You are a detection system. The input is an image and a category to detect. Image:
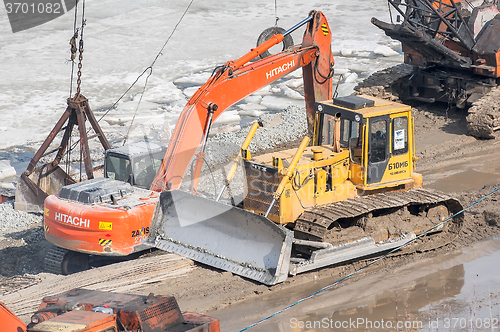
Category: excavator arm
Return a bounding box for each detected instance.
[150,11,333,191]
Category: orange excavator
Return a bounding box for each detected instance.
[43,10,334,274]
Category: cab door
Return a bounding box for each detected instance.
[383,114,412,183]
[367,116,390,184]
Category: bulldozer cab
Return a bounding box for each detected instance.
[315,95,420,190]
[104,142,166,189]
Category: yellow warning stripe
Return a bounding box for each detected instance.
[99,239,112,246]
[321,23,329,36]
[44,225,49,232]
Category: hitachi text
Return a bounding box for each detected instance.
[54,212,90,228]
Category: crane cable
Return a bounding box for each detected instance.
[274,0,279,26]
[75,0,85,97]
[68,0,78,98]
[237,186,500,331]
[66,0,86,176]
[60,0,194,169]
[119,0,195,145]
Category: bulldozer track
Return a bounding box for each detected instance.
[294,188,464,243]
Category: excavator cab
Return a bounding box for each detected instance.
[104,142,167,189]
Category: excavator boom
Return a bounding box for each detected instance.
[151,11,333,191]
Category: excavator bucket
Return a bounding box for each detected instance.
[14,164,75,213]
[147,190,293,285]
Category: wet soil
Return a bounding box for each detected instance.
[1,100,500,327]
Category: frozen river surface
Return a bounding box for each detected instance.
[0,0,402,154]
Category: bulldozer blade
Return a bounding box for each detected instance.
[147,190,293,285]
[14,164,75,212]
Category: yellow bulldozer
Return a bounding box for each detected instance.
[148,94,463,285]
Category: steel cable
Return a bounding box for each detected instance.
[122,0,195,145]
[69,0,78,97]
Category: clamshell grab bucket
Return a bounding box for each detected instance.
[15,164,75,213]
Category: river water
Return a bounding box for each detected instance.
[211,239,500,331]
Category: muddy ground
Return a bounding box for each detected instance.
[1,100,500,327]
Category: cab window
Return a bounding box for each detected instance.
[106,155,131,182]
[369,119,387,163]
[349,121,362,164]
[320,114,362,164]
[321,114,335,145]
[392,116,408,155]
[340,119,350,148]
[132,151,164,189]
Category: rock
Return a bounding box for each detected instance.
[340,49,356,57]
[0,182,15,190]
[483,211,499,226]
[344,72,359,84]
[355,63,413,91]
[209,124,241,137]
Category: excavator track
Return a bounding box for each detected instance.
[294,188,463,248]
[466,87,500,139]
[44,246,89,275]
[44,246,68,275]
[354,63,413,100]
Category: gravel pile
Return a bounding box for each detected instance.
[0,201,43,233]
[179,105,308,200]
[354,63,412,92]
[204,105,307,166]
